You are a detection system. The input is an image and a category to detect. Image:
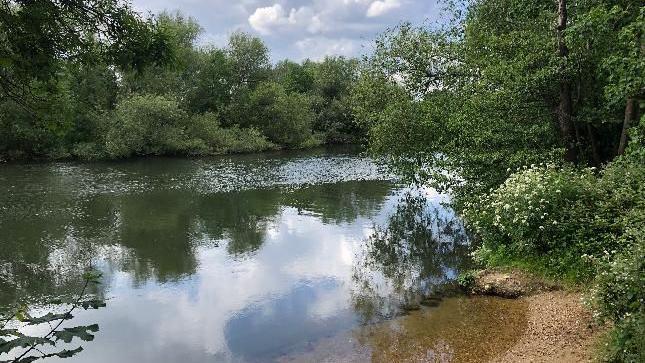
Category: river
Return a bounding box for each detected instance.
[0,147,527,362]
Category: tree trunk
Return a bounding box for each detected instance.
[617,98,637,155]
[586,124,601,166]
[557,0,577,163]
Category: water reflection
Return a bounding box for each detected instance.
[0,148,482,362]
[352,189,471,322]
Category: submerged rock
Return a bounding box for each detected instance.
[400,302,422,312]
[420,296,442,307]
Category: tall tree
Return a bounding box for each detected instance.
[556,0,577,162]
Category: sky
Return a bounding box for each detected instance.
[130,0,441,62]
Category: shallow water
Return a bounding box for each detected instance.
[0,147,525,362]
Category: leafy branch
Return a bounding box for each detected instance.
[0,269,105,363]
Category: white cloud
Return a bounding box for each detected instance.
[248,4,326,35]
[366,0,402,17]
[132,0,436,61]
[248,4,288,35]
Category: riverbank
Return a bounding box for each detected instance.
[469,269,606,363]
[0,143,365,164]
[492,290,604,363]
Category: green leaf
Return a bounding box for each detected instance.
[53,324,99,343]
[14,356,41,363]
[0,335,54,354]
[54,346,84,358]
[24,312,73,325]
[0,329,24,338]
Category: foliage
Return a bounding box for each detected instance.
[464,164,602,280]
[0,269,105,363]
[105,94,192,158]
[593,241,645,363]
[354,0,643,359]
[355,0,642,197]
[0,8,367,160]
[0,0,169,104]
[245,82,314,147]
[186,113,276,154]
[103,96,277,158]
[463,129,644,357]
[456,270,476,290]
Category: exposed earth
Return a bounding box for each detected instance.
[473,269,606,363]
[491,290,605,363]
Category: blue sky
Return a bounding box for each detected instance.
[131,0,441,61]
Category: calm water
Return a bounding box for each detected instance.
[0,147,525,362]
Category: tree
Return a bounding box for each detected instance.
[227,32,270,90]
[0,0,167,105]
[355,0,643,197]
[246,82,313,147]
[273,60,315,94]
[556,0,577,162]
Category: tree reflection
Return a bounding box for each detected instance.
[0,175,393,306]
[283,181,392,224]
[352,191,471,322]
[194,189,282,256]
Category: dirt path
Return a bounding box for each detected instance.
[490,290,605,363]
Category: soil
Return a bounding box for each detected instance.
[470,268,607,363]
[490,290,605,363]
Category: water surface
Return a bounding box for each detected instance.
[0,147,525,362]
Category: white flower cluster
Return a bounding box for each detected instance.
[462,163,597,248]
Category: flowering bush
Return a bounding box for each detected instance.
[463,164,608,279]
[463,147,645,360]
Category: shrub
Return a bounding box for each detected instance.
[186,112,276,154]
[247,82,314,147]
[593,241,645,362]
[592,150,645,362]
[457,270,477,290]
[464,147,645,360]
[219,126,276,153]
[105,94,191,158]
[464,164,606,279]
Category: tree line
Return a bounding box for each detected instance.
[0,4,363,160]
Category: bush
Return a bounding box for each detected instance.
[246,82,314,147]
[105,94,192,158]
[464,147,645,360]
[464,164,606,279]
[593,241,645,362]
[223,126,276,153]
[186,112,276,154]
[592,150,645,362]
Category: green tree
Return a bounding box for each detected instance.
[0,0,167,104]
[105,94,191,158]
[246,82,314,147]
[227,32,270,90]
